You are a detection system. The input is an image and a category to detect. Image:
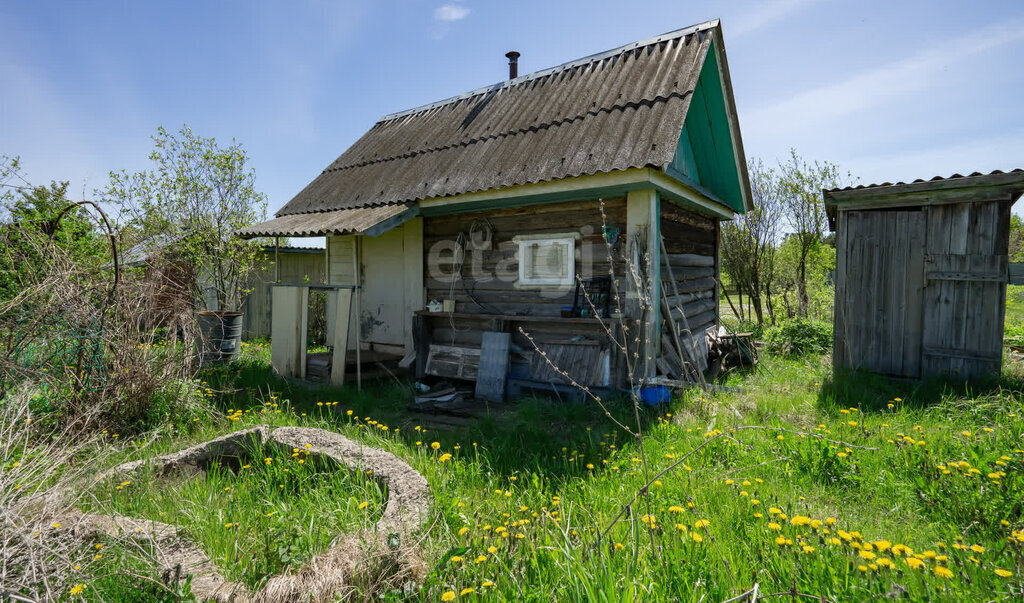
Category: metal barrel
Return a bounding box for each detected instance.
[197,311,243,365]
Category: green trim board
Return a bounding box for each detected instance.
[417,168,734,220]
[673,40,745,214]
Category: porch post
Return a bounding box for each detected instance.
[626,189,660,379]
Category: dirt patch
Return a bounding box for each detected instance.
[58,426,432,602]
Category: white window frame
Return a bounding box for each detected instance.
[512,232,579,288]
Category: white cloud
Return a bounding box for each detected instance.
[434,3,469,23]
[729,0,823,38]
[743,20,1024,140]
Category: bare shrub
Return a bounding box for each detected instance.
[0,202,207,435]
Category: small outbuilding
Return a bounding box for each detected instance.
[825,170,1024,380]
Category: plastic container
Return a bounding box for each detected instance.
[639,385,671,406]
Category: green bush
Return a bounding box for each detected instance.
[763,317,832,356]
[1004,319,1024,346]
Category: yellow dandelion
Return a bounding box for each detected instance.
[441,592,456,602]
[70,584,85,595]
[431,442,441,450]
[358,501,369,509]
[460,587,475,596]
[995,569,1012,578]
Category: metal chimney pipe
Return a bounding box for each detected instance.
[505,50,520,79]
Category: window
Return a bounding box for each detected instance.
[513,233,578,287]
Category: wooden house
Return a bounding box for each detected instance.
[239,19,753,392]
[825,169,1024,380]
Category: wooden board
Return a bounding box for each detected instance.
[475,332,511,402]
[270,286,308,379]
[329,288,353,386]
[920,201,1008,379]
[835,209,925,378]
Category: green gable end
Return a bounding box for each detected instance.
[672,41,745,213]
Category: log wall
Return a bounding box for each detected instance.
[660,202,719,337]
[423,198,628,318]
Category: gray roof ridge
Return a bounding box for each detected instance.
[333,90,694,173]
[377,19,719,122]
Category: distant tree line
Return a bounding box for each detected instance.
[720,150,851,326]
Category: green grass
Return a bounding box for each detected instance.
[81,436,385,590]
[67,340,1024,601]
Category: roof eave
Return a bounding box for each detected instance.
[416,167,735,220]
[823,170,1024,207]
[708,24,754,213]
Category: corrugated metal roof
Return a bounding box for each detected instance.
[237,204,414,238]
[825,169,1024,194]
[276,21,718,216]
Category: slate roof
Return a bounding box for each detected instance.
[276,20,721,217]
[825,169,1024,194]
[237,203,414,238]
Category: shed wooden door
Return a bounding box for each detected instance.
[835,209,925,377]
[920,202,1009,379]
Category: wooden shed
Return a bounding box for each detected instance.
[825,170,1024,380]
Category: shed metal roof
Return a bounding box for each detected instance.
[825,169,1024,197]
[275,20,734,217]
[824,169,1024,205]
[822,169,1024,231]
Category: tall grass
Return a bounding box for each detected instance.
[34,340,1024,600]
[82,438,386,589]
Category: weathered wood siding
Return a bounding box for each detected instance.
[920,201,1010,378]
[326,220,424,352]
[325,235,357,349]
[835,209,925,376]
[834,199,1010,380]
[660,202,718,338]
[423,198,628,317]
[242,250,324,340]
[421,199,626,386]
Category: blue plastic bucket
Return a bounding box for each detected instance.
[639,385,670,406]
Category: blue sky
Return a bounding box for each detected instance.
[2,0,1023,219]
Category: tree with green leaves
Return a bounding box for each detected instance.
[720,159,784,325]
[0,156,106,302]
[104,126,267,313]
[777,149,849,317]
